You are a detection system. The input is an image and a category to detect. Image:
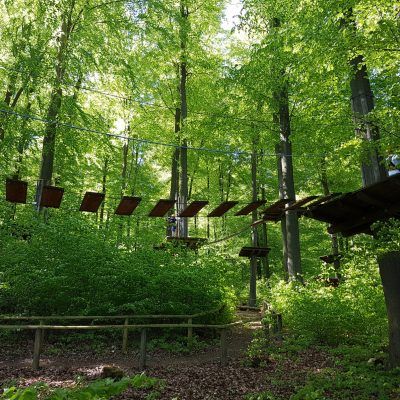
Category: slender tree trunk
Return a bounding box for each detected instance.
[117,140,129,242]
[260,185,270,279]
[280,139,302,280]
[249,139,258,307]
[0,81,24,140]
[378,252,400,368]
[99,157,108,227]
[207,168,210,240]
[272,17,302,281]
[320,158,341,276]
[350,55,387,186]
[276,142,288,280]
[177,1,189,238]
[36,17,72,209]
[340,9,387,186]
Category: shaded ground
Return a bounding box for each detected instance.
[0,311,334,399]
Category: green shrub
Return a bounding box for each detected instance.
[0,215,239,321]
[266,250,387,346]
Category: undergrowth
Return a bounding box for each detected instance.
[0,374,164,400]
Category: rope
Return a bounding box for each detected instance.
[0,108,328,158]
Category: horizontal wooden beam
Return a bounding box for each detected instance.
[0,321,243,330]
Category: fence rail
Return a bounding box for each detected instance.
[0,307,241,370]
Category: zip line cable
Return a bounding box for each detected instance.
[0,108,330,158]
[0,65,273,126]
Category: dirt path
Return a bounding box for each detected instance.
[0,310,331,399]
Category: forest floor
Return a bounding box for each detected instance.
[0,310,348,399]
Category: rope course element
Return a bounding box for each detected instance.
[0,108,329,158]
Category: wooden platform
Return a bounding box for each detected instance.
[306,174,400,237]
[239,247,271,257]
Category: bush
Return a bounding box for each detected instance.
[266,249,387,346]
[0,215,238,321]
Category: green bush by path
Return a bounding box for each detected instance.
[0,215,240,320]
[1,374,164,400]
[265,246,388,346]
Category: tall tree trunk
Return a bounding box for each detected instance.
[36,17,72,209]
[276,142,288,280]
[99,157,108,227]
[0,80,25,140]
[378,252,400,368]
[177,0,189,238]
[260,184,270,279]
[341,9,387,186]
[249,138,258,307]
[117,140,129,242]
[272,17,302,281]
[320,158,341,276]
[280,138,302,281]
[350,55,387,186]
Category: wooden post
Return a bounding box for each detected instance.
[187,317,193,347]
[220,329,228,366]
[122,318,129,353]
[39,320,45,353]
[378,251,400,367]
[139,328,147,370]
[32,328,42,370]
[249,255,257,307]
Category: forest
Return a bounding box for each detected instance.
[0,0,400,399]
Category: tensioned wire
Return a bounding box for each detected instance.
[0,108,331,158]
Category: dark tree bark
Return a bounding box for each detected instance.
[378,252,400,368]
[99,157,108,227]
[36,15,72,209]
[249,139,258,307]
[259,184,270,279]
[350,55,387,186]
[340,9,387,186]
[320,158,341,276]
[272,17,302,281]
[176,0,189,238]
[276,142,288,280]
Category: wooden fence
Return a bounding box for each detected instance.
[0,308,241,370]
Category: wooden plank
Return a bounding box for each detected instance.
[40,186,64,208]
[0,322,244,330]
[6,179,28,204]
[328,201,400,235]
[0,311,219,320]
[234,201,267,216]
[115,196,141,216]
[239,247,271,258]
[139,328,147,370]
[286,195,319,211]
[148,199,175,217]
[178,201,208,217]
[166,237,206,250]
[262,199,290,214]
[79,192,105,213]
[207,201,239,217]
[356,192,387,208]
[306,193,342,208]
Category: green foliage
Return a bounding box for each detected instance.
[372,219,400,255]
[0,216,239,320]
[1,374,164,400]
[265,249,387,346]
[244,329,270,367]
[290,345,400,400]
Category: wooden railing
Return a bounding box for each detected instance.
[0,307,241,370]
